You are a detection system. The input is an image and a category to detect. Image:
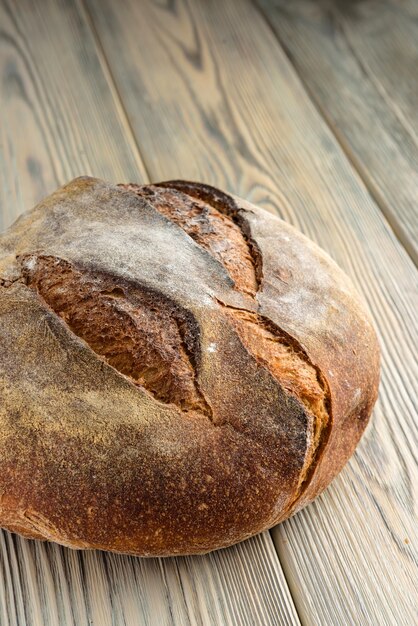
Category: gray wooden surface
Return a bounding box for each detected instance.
[257,0,418,265]
[1,0,417,624]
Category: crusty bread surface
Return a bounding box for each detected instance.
[0,177,380,555]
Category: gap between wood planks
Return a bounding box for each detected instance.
[77,0,151,183]
[254,0,418,267]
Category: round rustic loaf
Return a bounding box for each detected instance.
[0,177,379,556]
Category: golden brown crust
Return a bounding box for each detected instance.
[23,255,211,415]
[121,183,258,296]
[0,177,380,555]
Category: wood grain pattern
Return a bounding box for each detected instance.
[257,0,418,265]
[0,0,147,231]
[83,0,418,624]
[0,1,301,625]
[0,532,301,626]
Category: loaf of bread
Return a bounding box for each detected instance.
[0,177,379,556]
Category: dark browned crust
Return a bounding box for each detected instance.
[22,255,212,416]
[0,177,380,555]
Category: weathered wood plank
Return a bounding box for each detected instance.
[257,0,418,265]
[0,0,148,231]
[0,1,301,625]
[84,0,418,624]
[0,532,300,626]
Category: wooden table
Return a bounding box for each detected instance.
[0,1,417,624]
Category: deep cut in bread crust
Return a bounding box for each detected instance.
[0,177,380,556]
